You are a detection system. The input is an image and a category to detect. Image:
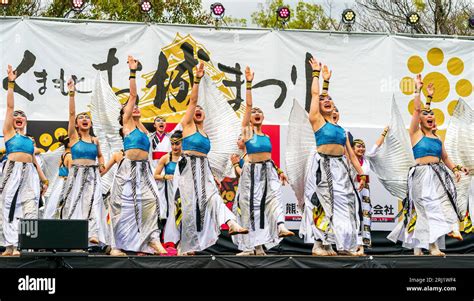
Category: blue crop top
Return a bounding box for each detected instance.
[59,166,69,177]
[165,161,177,175]
[245,133,272,155]
[238,154,247,168]
[412,136,442,160]
[124,128,150,152]
[182,128,211,155]
[314,121,347,146]
[58,152,70,177]
[5,133,34,155]
[71,140,98,161]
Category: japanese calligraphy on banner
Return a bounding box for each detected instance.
[0,18,473,230]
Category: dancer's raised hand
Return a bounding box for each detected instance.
[128,55,139,70]
[245,66,254,82]
[196,62,205,78]
[7,65,17,82]
[415,74,423,92]
[309,57,321,71]
[322,65,332,81]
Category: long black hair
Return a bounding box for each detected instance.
[171,130,183,140]
[58,134,71,149]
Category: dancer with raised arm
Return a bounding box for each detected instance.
[170,62,248,255]
[154,130,183,247]
[59,78,108,246]
[109,56,167,256]
[232,66,294,256]
[299,56,366,256]
[43,135,72,219]
[388,76,469,256]
[149,116,171,169]
[0,65,49,256]
[351,127,388,255]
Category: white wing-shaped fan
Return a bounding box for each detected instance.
[39,146,64,198]
[198,75,241,180]
[445,98,474,170]
[90,72,123,193]
[285,99,316,210]
[367,96,415,199]
[445,98,474,217]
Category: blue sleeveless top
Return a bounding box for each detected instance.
[71,140,98,161]
[124,128,150,152]
[239,158,245,169]
[245,134,272,155]
[238,154,247,168]
[59,166,69,177]
[5,133,34,155]
[413,136,442,160]
[58,152,70,177]
[182,130,211,155]
[165,161,177,175]
[314,121,347,146]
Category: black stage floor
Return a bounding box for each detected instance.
[2,253,474,269]
[1,231,474,269]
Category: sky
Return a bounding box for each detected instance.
[201,0,358,26]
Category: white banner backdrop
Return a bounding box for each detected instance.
[0,18,473,230]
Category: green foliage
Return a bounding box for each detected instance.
[0,0,41,16]
[251,0,286,28]
[288,2,333,30]
[250,0,335,30]
[223,16,247,27]
[412,0,427,11]
[40,0,207,24]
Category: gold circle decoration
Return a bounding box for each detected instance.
[400,77,416,95]
[456,79,472,98]
[408,98,414,114]
[54,127,68,140]
[39,133,53,147]
[427,48,444,66]
[407,98,427,114]
[49,142,62,151]
[447,100,459,116]
[447,57,464,76]
[422,72,449,102]
[432,108,445,127]
[407,55,424,74]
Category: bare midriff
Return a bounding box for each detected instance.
[183,150,207,157]
[248,152,272,163]
[125,149,149,161]
[72,158,97,166]
[415,156,441,165]
[7,152,33,163]
[317,144,345,156]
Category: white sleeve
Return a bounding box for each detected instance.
[366,144,381,157]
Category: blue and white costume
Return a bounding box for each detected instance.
[0,134,40,248]
[299,121,361,252]
[109,128,165,253]
[59,139,108,245]
[388,136,462,250]
[43,152,70,219]
[166,125,236,253]
[232,131,286,252]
